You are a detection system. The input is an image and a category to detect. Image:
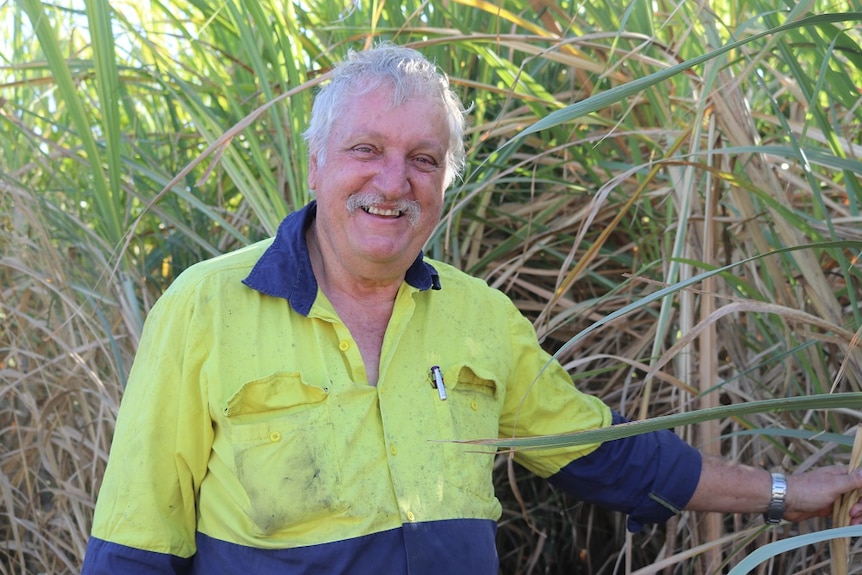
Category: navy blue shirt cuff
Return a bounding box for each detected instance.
[548,411,702,532]
[81,537,192,575]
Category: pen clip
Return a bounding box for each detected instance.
[430,365,447,401]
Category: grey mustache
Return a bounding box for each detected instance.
[346,193,421,227]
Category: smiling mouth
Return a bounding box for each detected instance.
[363,206,403,217]
[346,193,422,226]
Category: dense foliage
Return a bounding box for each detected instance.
[2,0,861,573]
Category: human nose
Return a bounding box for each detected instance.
[372,156,410,196]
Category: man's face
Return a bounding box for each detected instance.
[309,85,449,279]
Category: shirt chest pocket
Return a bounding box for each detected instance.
[224,373,346,535]
[434,364,502,500]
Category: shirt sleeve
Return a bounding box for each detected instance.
[83,272,214,573]
[547,411,702,532]
[492,298,701,532]
[496,302,614,477]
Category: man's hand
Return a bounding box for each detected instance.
[785,465,862,523]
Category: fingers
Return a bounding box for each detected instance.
[783,466,862,523]
[831,467,862,526]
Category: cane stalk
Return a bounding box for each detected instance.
[832,425,862,575]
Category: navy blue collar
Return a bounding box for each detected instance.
[242,201,441,316]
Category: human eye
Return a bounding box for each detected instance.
[350,144,377,156]
[412,154,440,171]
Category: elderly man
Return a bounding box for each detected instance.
[82,44,862,574]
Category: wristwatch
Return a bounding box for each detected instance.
[764,471,787,524]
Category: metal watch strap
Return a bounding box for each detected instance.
[764,471,787,524]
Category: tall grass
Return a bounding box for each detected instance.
[2,0,861,573]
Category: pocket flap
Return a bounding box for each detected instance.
[224,372,328,417]
[453,365,498,398]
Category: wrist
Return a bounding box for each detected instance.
[763,471,787,524]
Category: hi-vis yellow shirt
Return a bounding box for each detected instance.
[84,202,700,575]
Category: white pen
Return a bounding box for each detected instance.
[430,365,447,401]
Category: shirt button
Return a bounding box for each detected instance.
[390,445,397,456]
[470,400,478,411]
[269,431,281,442]
[406,511,415,521]
[338,341,350,351]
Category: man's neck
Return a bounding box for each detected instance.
[306,223,400,386]
[305,222,404,303]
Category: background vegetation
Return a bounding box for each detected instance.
[2,0,861,573]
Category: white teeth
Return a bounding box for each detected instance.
[364,206,401,217]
